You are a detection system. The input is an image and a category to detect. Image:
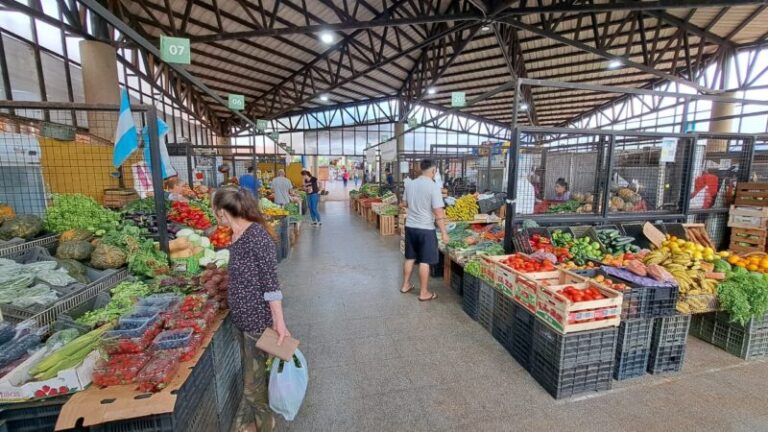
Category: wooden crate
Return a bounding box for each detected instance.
[102,188,139,209]
[735,183,768,206]
[730,227,767,254]
[536,282,622,334]
[367,208,377,224]
[515,269,586,314]
[728,205,768,229]
[379,215,397,236]
[683,223,715,249]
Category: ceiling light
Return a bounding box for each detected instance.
[481,25,491,31]
[427,87,437,95]
[319,32,335,44]
[519,103,529,111]
[608,59,623,69]
[319,94,329,101]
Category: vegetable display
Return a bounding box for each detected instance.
[545,200,581,214]
[596,229,640,254]
[168,201,212,230]
[44,194,120,235]
[499,254,556,273]
[557,285,607,303]
[446,195,479,221]
[29,325,110,381]
[568,237,604,265]
[0,215,43,240]
[716,267,768,325]
[209,226,233,248]
[76,281,151,327]
[550,230,574,248]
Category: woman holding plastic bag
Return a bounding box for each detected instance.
[213,188,294,432]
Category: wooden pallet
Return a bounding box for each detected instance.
[729,226,767,254]
[728,205,768,229]
[735,183,768,206]
[367,208,377,224]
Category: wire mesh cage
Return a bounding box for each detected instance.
[0,105,151,215]
[689,135,753,212]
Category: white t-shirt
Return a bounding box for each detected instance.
[404,176,444,230]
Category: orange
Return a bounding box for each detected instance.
[728,256,740,265]
[748,264,759,272]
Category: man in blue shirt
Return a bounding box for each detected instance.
[239,166,261,197]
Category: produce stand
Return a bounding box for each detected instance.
[0,234,59,258]
[53,314,242,431]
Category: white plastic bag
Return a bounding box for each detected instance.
[268,349,308,421]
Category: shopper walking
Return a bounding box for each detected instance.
[271,169,293,207]
[342,168,350,188]
[302,170,322,225]
[400,159,449,301]
[212,188,291,432]
[239,166,262,198]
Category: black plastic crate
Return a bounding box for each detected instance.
[644,285,679,318]
[689,313,716,343]
[450,261,464,295]
[430,252,444,277]
[530,354,614,399]
[477,282,495,332]
[614,348,650,381]
[462,273,479,298]
[462,274,480,320]
[0,396,70,432]
[652,314,691,347]
[491,291,515,346]
[714,311,768,334]
[90,415,175,432]
[618,223,665,250]
[647,343,686,374]
[509,304,536,371]
[217,376,243,432]
[711,320,768,360]
[531,320,618,370]
[617,318,653,353]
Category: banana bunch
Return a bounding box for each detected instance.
[677,295,717,314]
[446,195,479,221]
[643,249,669,265]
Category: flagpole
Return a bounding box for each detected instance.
[147,107,170,255]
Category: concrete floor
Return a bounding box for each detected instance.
[277,201,768,432]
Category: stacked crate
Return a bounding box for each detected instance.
[476,281,496,332]
[648,314,691,374]
[728,183,768,254]
[450,261,464,295]
[614,318,653,380]
[690,312,768,360]
[529,320,617,399]
[491,289,515,351]
[462,273,481,320]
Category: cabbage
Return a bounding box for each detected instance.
[176,229,195,238]
[199,237,211,248]
[187,233,202,245]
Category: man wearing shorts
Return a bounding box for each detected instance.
[400,159,449,301]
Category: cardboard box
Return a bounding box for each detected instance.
[0,350,99,402]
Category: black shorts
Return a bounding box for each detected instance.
[404,227,439,265]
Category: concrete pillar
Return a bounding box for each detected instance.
[706,91,736,152]
[394,123,405,194]
[79,40,120,141]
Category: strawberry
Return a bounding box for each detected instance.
[34,390,46,398]
[59,386,69,394]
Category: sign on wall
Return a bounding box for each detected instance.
[228,94,245,111]
[451,92,466,107]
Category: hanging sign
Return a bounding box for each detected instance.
[408,118,418,129]
[256,119,268,131]
[660,138,677,163]
[400,161,409,173]
[228,94,245,111]
[160,36,191,64]
[268,132,279,141]
[451,92,466,107]
[380,140,397,162]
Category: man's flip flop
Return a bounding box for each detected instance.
[400,284,414,294]
[419,292,438,301]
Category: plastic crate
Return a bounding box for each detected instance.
[614,348,650,381]
[54,291,112,333]
[491,290,515,346]
[509,304,536,371]
[430,253,444,277]
[647,343,686,374]
[450,261,464,295]
[688,313,716,343]
[216,374,243,432]
[530,353,614,399]
[711,320,768,360]
[531,320,618,370]
[0,396,70,432]
[714,311,768,333]
[617,318,653,353]
[577,268,648,320]
[652,314,691,347]
[462,274,480,320]
[644,285,679,318]
[477,282,495,332]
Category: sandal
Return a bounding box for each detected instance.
[400,284,414,294]
[419,292,438,302]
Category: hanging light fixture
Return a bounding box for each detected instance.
[319,32,335,44]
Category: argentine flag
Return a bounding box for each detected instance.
[113,88,139,168]
[142,117,176,179]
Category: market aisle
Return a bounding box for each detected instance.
[276,201,768,432]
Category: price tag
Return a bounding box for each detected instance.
[160,36,191,64]
[256,119,268,131]
[451,91,466,107]
[228,94,245,111]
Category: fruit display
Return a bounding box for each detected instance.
[545,200,581,214]
[725,252,768,273]
[199,265,229,306]
[609,187,645,212]
[601,252,641,267]
[499,254,556,273]
[446,195,479,221]
[595,229,640,254]
[556,285,607,302]
[0,203,15,223]
[136,353,181,392]
[209,226,233,248]
[168,201,212,230]
[591,274,628,292]
[92,353,151,387]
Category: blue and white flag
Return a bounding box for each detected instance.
[142,117,176,179]
[113,88,139,168]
